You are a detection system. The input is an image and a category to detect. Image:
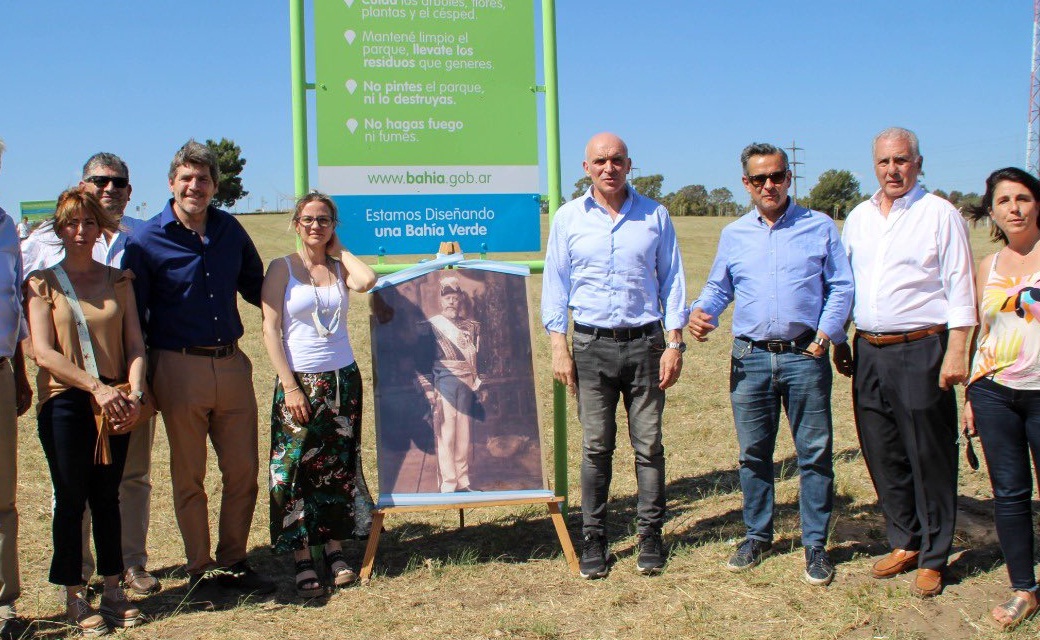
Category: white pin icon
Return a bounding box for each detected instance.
[345,79,358,94]
[346,119,359,134]
[344,0,355,6]
[344,30,356,45]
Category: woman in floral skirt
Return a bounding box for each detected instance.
[260,193,377,597]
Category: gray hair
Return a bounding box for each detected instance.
[0,137,5,157]
[740,143,789,174]
[168,139,219,184]
[82,152,129,180]
[873,127,920,158]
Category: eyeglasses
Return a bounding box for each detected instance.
[84,175,129,189]
[746,170,789,188]
[296,216,334,228]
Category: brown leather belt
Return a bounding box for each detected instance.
[856,324,946,347]
[178,342,237,359]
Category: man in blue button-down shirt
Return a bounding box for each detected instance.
[542,132,687,579]
[688,142,854,586]
[123,140,272,598]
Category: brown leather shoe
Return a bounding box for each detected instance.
[910,568,943,598]
[123,565,161,595]
[871,549,919,579]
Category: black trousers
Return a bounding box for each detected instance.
[38,388,129,586]
[852,333,958,570]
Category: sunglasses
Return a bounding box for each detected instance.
[746,170,788,188]
[84,175,129,189]
[296,215,335,228]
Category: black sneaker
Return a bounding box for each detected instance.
[636,532,665,575]
[579,533,611,579]
[217,561,277,596]
[804,546,835,586]
[726,538,772,572]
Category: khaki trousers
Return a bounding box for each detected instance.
[0,359,20,605]
[81,416,155,578]
[152,349,259,576]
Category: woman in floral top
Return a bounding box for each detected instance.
[964,167,1040,630]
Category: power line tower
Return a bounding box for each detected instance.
[1028,0,1040,175]
[785,141,805,200]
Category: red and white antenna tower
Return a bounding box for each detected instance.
[1029,0,1040,174]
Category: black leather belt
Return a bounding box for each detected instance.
[179,342,237,359]
[573,322,660,342]
[740,331,814,354]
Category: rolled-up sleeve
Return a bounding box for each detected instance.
[690,230,735,324]
[656,208,687,331]
[541,209,571,334]
[817,222,855,343]
[939,209,977,329]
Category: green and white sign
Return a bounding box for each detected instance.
[19,200,57,222]
[315,0,540,255]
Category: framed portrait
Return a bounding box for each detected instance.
[369,260,549,507]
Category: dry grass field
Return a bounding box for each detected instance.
[9,213,1027,639]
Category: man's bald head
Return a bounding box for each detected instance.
[585,132,628,162]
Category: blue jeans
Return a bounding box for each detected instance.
[730,338,834,547]
[573,327,666,537]
[968,378,1040,591]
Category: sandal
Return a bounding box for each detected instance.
[324,549,358,588]
[294,558,324,599]
[992,593,1039,631]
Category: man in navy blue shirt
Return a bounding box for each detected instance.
[123,140,271,598]
[688,143,854,586]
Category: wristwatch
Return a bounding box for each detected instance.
[665,341,687,354]
[129,390,145,403]
[811,337,830,349]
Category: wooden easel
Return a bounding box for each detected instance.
[358,495,579,582]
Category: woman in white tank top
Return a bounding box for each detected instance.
[260,193,377,598]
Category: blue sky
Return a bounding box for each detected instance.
[0,1,1030,219]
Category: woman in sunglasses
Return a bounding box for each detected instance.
[26,189,145,633]
[260,193,377,598]
[964,167,1040,631]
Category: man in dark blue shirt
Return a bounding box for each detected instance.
[123,140,271,598]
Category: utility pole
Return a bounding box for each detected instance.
[785,141,805,200]
[1028,0,1040,175]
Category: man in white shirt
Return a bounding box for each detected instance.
[835,127,976,598]
[20,153,158,596]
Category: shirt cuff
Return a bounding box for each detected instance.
[946,306,977,329]
[543,315,568,335]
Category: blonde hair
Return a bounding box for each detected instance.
[54,188,120,234]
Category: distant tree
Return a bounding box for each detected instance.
[631,174,664,201]
[947,190,964,207]
[664,184,709,216]
[803,169,861,220]
[572,176,592,199]
[707,187,737,216]
[958,192,982,212]
[205,137,248,208]
[931,188,949,201]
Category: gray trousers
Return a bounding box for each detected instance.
[573,328,666,537]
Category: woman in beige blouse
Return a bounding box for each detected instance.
[26,189,147,634]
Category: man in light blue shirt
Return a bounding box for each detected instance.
[542,132,686,579]
[688,142,853,586]
[0,137,32,640]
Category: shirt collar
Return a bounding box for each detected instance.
[869,183,925,210]
[159,199,219,230]
[754,197,799,227]
[581,185,636,217]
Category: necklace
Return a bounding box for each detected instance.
[300,252,341,338]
